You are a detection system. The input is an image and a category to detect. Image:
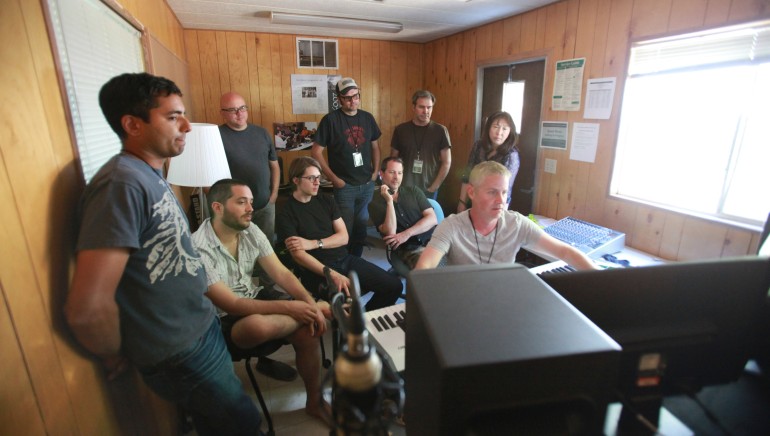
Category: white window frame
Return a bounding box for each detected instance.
[611,20,770,228]
[296,38,338,69]
[45,0,147,183]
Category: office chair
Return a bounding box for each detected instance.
[223,334,287,436]
[427,198,444,223]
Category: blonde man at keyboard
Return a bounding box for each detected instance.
[414,161,599,270]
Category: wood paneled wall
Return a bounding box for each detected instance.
[183,30,424,182]
[120,0,187,60]
[4,0,770,434]
[0,0,184,434]
[426,0,770,261]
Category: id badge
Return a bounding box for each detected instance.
[413,158,424,174]
[353,152,364,167]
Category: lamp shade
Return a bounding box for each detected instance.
[167,123,231,187]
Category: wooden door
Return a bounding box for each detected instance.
[480,60,545,215]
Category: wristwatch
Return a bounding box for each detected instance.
[317,239,324,249]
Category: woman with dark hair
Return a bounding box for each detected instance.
[457,111,520,212]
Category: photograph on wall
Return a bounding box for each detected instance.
[274,121,318,151]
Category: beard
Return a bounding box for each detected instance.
[222,210,251,231]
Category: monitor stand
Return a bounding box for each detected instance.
[604,403,693,435]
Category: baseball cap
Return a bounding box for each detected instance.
[336,77,358,95]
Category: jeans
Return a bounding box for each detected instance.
[252,202,276,290]
[333,181,375,257]
[138,319,263,436]
[252,202,275,245]
[301,254,402,311]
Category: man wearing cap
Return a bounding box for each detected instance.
[311,77,381,257]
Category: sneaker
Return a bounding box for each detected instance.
[256,357,298,382]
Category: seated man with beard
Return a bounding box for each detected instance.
[192,178,332,427]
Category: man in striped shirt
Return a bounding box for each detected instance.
[191,178,332,427]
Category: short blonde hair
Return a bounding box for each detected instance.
[468,161,511,187]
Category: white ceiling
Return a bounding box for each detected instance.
[166,0,560,43]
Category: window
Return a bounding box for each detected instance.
[46,0,145,183]
[611,21,770,227]
[297,38,338,69]
[502,81,525,134]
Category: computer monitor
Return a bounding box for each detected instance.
[541,256,770,432]
[406,264,622,435]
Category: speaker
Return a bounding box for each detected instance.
[406,264,620,436]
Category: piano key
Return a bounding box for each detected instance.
[383,314,396,329]
[371,317,384,332]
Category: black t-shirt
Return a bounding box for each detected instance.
[277,193,347,264]
[315,109,381,185]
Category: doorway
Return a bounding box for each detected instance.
[478,59,545,215]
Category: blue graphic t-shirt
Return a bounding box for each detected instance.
[76,153,215,366]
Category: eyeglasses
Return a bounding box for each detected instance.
[221,105,248,114]
[300,175,322,183]
[339,93,361,102]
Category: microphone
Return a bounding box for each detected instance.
[331,271,388,435]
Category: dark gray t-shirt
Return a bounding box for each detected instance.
[219,124,277,210]
[76,153,215,366]
[391,121,451,193]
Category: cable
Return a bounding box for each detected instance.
[613,389,663,435]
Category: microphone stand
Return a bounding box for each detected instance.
[321,270,404,435]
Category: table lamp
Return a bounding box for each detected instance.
[167,123,231,226]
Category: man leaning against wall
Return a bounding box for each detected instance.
[65,73,263,436]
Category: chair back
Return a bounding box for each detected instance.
[427,198,444,223]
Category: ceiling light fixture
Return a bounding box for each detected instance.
[270,11,403,33]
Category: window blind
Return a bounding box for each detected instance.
[629,21,770,76]
[47,0,145,182]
